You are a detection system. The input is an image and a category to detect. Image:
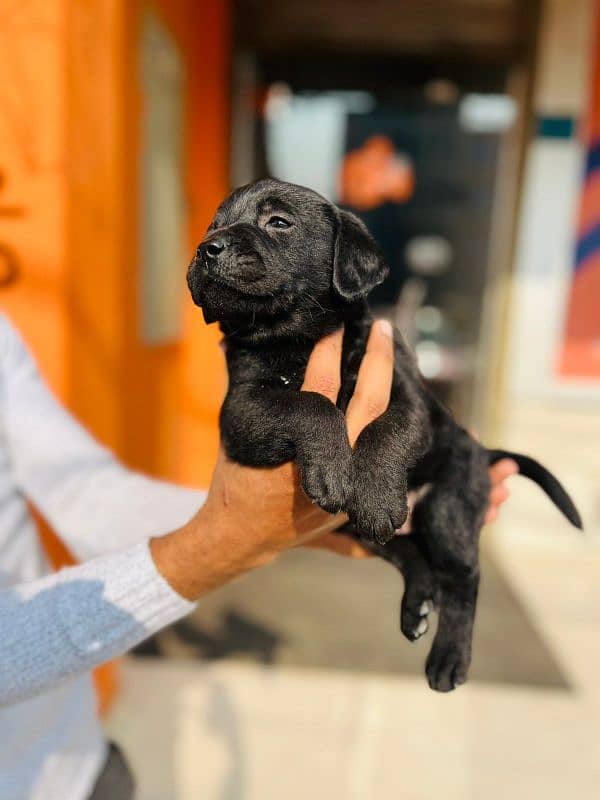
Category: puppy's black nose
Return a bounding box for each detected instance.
[206,240,226,258]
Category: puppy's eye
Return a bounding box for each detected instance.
[267,216,291,230]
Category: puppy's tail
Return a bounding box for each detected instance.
[487,449,583,530]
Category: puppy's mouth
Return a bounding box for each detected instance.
[202,268,264,296]
[187,253,277,307]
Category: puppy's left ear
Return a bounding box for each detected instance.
[333,209,389,300]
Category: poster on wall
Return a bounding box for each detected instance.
[557,11,600,380]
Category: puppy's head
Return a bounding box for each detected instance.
[187,178,388,334]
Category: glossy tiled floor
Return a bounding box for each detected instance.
[105,402,600,799]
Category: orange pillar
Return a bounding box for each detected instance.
[64,0,134,452]
[155,0,231,486]
[63,0,230,483]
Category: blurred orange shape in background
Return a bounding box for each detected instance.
[339,135,415,211]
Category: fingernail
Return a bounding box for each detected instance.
[377,319,393,338]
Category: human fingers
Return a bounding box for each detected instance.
[301,327,344,403]
[345,319,394,447]
[489,459,519,486]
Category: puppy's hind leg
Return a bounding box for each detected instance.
[365,533,439,642]
[412,444,489,692]
[399,543,438,642]
[425,562,479,691]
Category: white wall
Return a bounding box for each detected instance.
[507,0,597,401]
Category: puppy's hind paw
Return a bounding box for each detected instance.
[401,596,434,642]
[420,600,434,616]
[425,641,470,693]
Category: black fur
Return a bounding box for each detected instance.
[187,178,582,692]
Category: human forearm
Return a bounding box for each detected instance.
[150,509,274,601]
[151,453,344,601]
[0,541,193,706]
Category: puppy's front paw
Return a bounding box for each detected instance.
[425,638,470,692]
[348,466,409,545]
[300,458,351,514]
[350,502,407,545]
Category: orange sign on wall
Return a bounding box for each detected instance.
[340,135,415,211]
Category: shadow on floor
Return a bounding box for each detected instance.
[134,546,570,690]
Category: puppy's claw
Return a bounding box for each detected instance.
[419,600,433,617]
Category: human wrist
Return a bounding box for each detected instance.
[150,505,279,602]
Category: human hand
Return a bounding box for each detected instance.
[151,320,396,599]
[484,458,518,523]
[307,428,519,559]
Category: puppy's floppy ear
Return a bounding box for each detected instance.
[332,209,389,300]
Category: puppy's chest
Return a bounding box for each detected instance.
[260,348,361,404]
[274,370,301,389]
[262,351,308,390]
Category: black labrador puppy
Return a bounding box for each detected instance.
[187,178,582,691]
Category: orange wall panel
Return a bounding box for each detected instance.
[161,0,230,486]
[0,0,67,394]
[65,0,134,451]
[61,0,230,485]
[119,0,230,486]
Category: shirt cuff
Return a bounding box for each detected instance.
[55,541,196,661]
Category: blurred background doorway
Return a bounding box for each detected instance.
[231,0,539,420]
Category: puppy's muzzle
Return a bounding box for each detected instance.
[197,232,266,289]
